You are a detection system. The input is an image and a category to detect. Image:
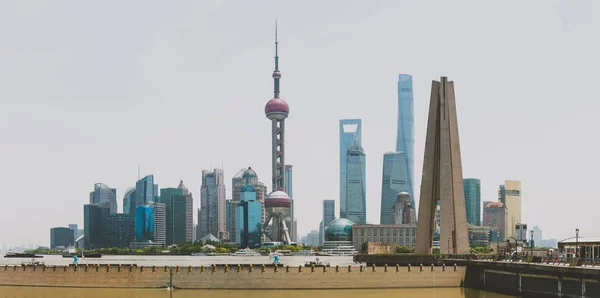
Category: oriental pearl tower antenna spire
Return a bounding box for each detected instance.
[263,21,292,244]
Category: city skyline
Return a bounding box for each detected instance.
[1,1,598,246]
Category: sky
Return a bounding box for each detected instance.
[0,0,598,247]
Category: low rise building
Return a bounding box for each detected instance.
[351,224,416,251]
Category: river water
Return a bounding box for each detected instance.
[0,287,515,298]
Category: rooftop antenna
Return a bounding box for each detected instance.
[273,19,281,99]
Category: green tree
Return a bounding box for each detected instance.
[396,245,411,254]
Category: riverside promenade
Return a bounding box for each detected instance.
[0,263,465,289]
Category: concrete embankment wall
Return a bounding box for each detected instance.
[464,262,600,298]
[0,264,465,289]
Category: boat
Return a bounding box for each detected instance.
[321,246,359,256]
[4,252,43,258]
[304,258,330,267]
[269,249,292,257]
[230,248,261,256]
[61,248,102,258]
[191,252,216,256]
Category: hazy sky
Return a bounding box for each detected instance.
[1,0,598,247]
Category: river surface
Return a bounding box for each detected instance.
[0,287,515,298]
[0,254,358,267]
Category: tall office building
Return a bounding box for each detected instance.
[463,178,481,226]
[339,119,362,219]
[396,74,415,210]
[135,175,156,208]
[135,202,166,245]
[499,180,521,238]
[285,165,295,241]
[483,201,507,242]
[198,169,227,240]
[345,135,366,224]
[68,224,78,243]
[89,183,117,214]
[104,214,134,248]
[532,226,542,247]
[83,203,110,249]
[122,187,136,215]
[392,192,415,225]
[380,152,409,224]
[235,179,263,248]
[161,181,193,245]
[321,200,335,244]
[231,168,268,243]
[415,77,469,254]
[50,227,74,248]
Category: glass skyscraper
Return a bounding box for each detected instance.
[339,119,362,219]
[161,181,194,245]
[320,200,335,244]
[395,74,415,208]
[463,178,481,226]
[135,175,156,208]
[135,202,166,244]
[83,203,110,249]
[122,187,136,215]
[89,183,117,214]
[104,214,134,248]
[235,182,262,248]
[380,152,409,224]
[345,136,366,224]
[50,227,74,248]
[198,169,226,240]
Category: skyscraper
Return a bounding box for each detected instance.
[83,203,110,249]
[104,214,134,248]
[396,74,415,210]
[135,202,166,245]
[321,200,335,244]
[345,135,366,224]
[50,227,74,248]
[532,226,542,247]
[415,77,469,255]
[68,224,78,243]
[235,178,262,248]
[89,183,117,214]
[463,178,481,226]
[483,201,507,242]
[499,180,521,238]
[285,165,294,241]
[263,23,292,243]
[339,119,362,219]
[198,169,226,240]
[122,187,136,215]
[231,168,268,243]
[380,152,409,224]
[161,181,193,245]
[135,175,156,208]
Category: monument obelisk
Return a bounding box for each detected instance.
[414,77,470,255]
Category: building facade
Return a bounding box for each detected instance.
[467,225,491,247]
[483,201,507,242]
[135,175,157,210]
[161,181,193,245]
[380,152,409,224]
[345,135,366,224]
[83,203,110,249]
[352,224,417,251]
[515,223,528,243]
[235,182,262,248]
[122,187,136,215]
[321,200,335,244]
[135,202,166,245]
[104,214,134,248]
[396,74,415,213]
[499,180,521,238]
[339,119,362,219]
[392,192,415,225]
[89,183,117,215]
[532,226,542,247]
[198,169,227,240]
[463,178,481,226]
[285,165,294,241]
[50,227,74,248]
[68,224,78,243]
[230,168,268,243]
[415,77,470,254]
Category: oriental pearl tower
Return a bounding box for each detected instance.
[263,23,292,244]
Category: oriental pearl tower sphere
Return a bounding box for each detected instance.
[263,23,292,244]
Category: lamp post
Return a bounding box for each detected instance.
[496,233,500,256]
[447,236,450,255]
[530,230,534,258]
[575,228,579,259]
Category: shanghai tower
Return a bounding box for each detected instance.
[396,74,415,207]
